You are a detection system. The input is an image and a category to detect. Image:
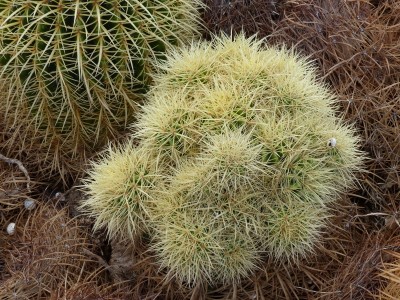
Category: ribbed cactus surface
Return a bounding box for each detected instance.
[0,0,200,182]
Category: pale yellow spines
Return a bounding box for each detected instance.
[134,90,203,166]
[262,201,329,262]
[82,34,365,286]
[145,34,364,283]
[152,203,261,285]
[80,143,161,241]
[194,129,264,193]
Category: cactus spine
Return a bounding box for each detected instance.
[82,34,364,285]
[0,0,200,183]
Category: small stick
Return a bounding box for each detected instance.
[0,153,31,192]
[82,248,122,281]
[82,248,110,269]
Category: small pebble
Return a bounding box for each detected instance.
[7,223,16,235]
[55,192,66,202]
[24,198,36,210]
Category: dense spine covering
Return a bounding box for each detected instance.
[82,34,364,286]
[80,142,161,241]
[0,0,200,182]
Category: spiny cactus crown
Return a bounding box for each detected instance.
[82,34,364,286]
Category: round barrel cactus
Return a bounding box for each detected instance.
[0,0,200,183]
[81,34,364,286]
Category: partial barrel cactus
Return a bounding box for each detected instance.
[81,34,364,286]
[0,0,200,184]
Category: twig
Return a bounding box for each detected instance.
[0,153,31,192]
[82,248,123,281]
[82,248,110,269]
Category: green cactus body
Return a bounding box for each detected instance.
[82,34,364,286]
[0,0,200,182]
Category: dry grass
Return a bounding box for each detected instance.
[0,117,91,189]
[201,0,284,39]
[379,250,400,300]
[315,229,400,300]
[0,201,107,299]
[0,161,32,224]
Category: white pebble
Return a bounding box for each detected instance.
[24,198,36,210]
[7,223,16,235]
[55,192,66,202]
[327,138,337,148]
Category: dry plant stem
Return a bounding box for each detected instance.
[82,246,133,282]
[82,248,109,270]
[0,153,30,192]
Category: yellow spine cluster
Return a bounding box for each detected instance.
[81,34,364,286]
